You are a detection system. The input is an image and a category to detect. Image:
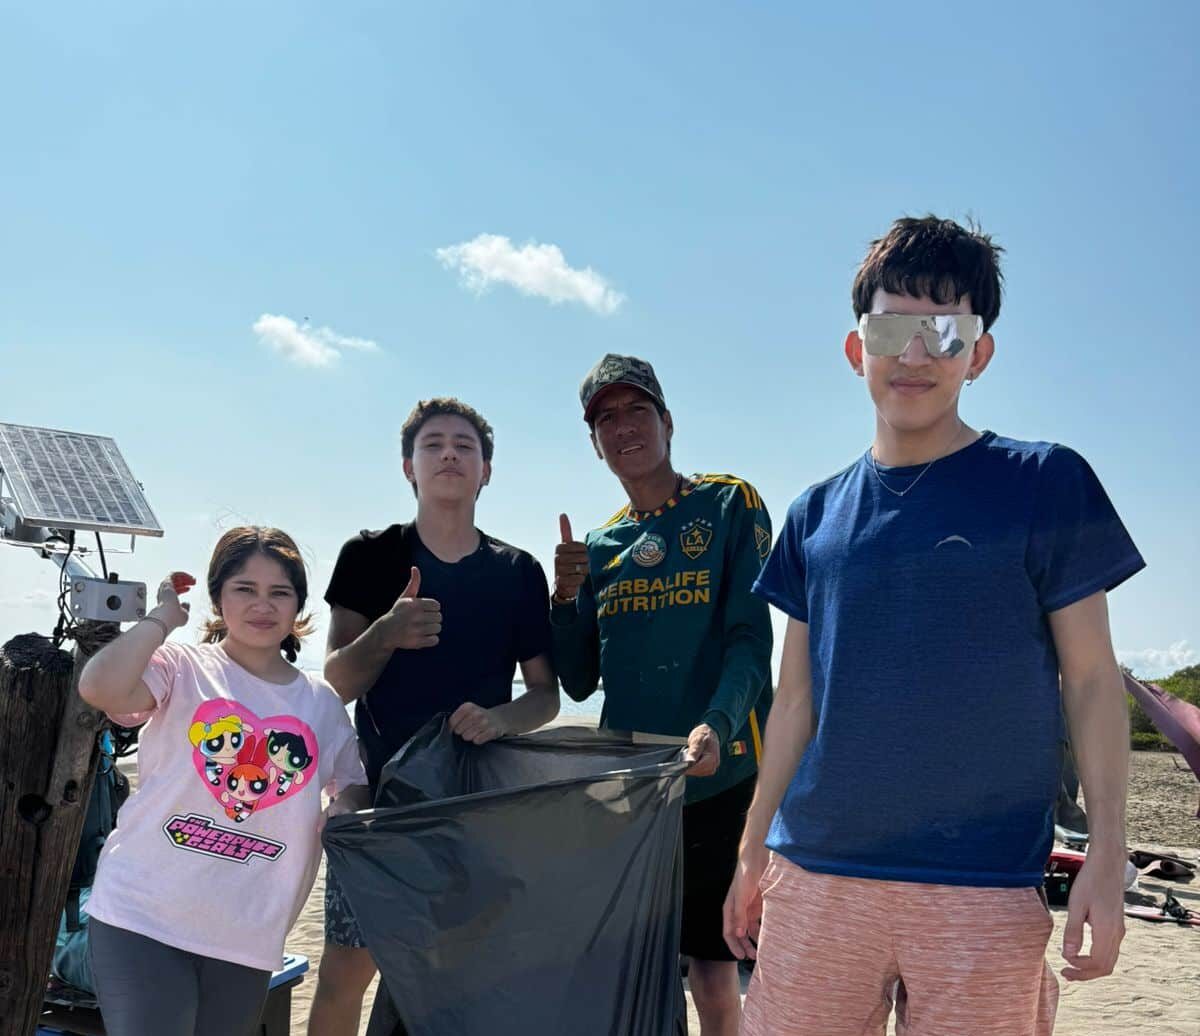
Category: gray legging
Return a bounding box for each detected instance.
[88,917,271,1036]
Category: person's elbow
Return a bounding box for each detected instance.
[322,653,356,704]
[77,658,116,711]
[724,619,772,656]
[538,685,561,723]
[329,684,357,706]
[77,666,104,709]
[78,673,141,717]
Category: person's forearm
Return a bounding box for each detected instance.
[78,608,170,713]
[705,513,774,745]
[740,690,813,850]
[1062,666,1129,856]
[324,622,394,704]
[703,625,772,746]
[491,684,561,734]
[550,604,600,701]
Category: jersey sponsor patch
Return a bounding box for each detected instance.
[631,533,667,567]
[679,518,713,560]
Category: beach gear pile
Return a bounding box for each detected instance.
[51,729,133,994]
[324,719,690,1036]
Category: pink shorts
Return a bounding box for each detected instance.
[742,854,1058,1036]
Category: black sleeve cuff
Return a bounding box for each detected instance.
[550,601,579,627]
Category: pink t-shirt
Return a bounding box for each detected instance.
[86,641,367,971]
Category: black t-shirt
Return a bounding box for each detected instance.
[325,523,552,784]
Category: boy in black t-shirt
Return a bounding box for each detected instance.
[306,397,559,1036]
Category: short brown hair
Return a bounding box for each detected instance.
[400,397,494,462]
[852,216,1005,331]
[200,526,315,662]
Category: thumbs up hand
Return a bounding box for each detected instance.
[553,514,590,604]
[376,566,442,650]
[400,566,421,599]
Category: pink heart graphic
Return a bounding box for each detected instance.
[187,700,319,825]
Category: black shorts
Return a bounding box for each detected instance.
[680,775,756,962]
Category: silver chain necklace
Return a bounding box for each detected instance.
[870,425,967,498]
[870,453,936,497]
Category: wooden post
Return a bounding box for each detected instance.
[0,632,106,1036]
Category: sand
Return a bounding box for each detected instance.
[269,747,1200,1036]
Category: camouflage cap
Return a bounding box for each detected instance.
[579,353,666,422]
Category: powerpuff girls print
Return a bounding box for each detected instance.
[165,699,319,861]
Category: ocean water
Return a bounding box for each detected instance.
[557,694,603,721]
[340,681,602,724]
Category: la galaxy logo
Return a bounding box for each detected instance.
[754,524,771,560]
[679,519,713,561]
[631,533,667,567]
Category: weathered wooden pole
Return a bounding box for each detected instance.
[0,631,107,1036]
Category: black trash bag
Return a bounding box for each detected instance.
[323,717,689,1036]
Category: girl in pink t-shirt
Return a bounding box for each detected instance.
[79,526,368,1036]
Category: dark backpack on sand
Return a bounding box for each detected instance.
[52,727,136,993]
[65,739,130,930]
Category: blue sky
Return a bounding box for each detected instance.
[1,3,1196,678]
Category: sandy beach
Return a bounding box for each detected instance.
[271,747,1200,1036]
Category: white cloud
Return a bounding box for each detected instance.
[1118,640,1198,678]
[436,234,625,315]
[252,314,380,368]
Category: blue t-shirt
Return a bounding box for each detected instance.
[752,432,1144,887]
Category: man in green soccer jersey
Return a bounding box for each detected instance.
[552,353,773,1036]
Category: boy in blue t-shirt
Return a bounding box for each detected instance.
[724,217,1143,1036]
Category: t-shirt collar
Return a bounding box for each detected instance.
[625,474,697,522]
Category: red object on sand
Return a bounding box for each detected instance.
[1047,848,1086,875]
[1123,673,1200,817]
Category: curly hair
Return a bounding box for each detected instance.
[400,398,494,462]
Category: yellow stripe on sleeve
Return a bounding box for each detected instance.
[600,505,628,528]
[698,474,763,511]
[749,708,764,764]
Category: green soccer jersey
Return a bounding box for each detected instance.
[552,474,774,803]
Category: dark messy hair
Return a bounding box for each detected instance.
[852,216,1005,331]
[200,526,315,663]
[400,397,495,462]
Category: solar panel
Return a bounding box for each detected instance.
[0,422,163,537]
